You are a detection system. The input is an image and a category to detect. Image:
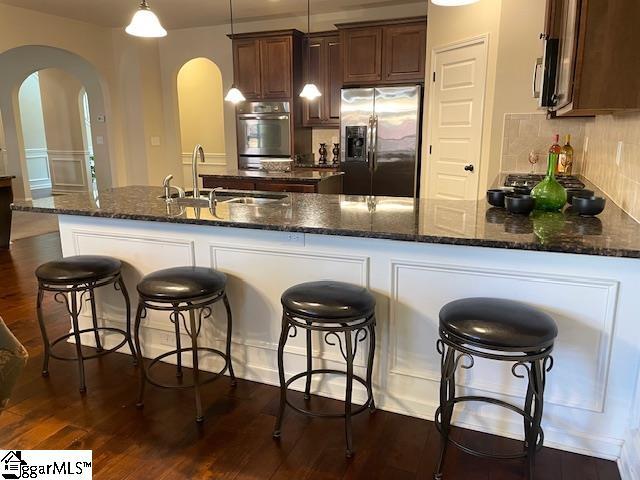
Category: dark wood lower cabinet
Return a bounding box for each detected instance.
[201,174,343,194]
[0,177,14,249]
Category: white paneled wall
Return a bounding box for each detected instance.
[58,215,640,469]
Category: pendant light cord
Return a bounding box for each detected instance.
[307,0,310,36]
[229,0,235,37]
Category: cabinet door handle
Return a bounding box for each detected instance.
[464,164,474,172]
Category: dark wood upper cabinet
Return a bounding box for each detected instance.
[546,0,640,116]
[230,30,302,101]
[337,17,427,86]
[383,24,426,83]
[302,32,342,127]
[326,37,342,123]
[260,36,292,99]
[233,39,262,100]
[341,27,383,84]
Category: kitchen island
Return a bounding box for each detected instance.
[12,187,640,470]
[199,166,343,193]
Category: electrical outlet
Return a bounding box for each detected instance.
[150,136,161,146]
[286,232,305,246]
[616,141,624,167]
[96,136,104,145]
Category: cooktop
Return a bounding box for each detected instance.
[504,174,585,189]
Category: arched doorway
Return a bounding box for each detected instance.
[176,57,226,188]
[0,46,113,200]
[17,69,97,198]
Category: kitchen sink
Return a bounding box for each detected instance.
[159,189,288,206]
[222,196,285,205]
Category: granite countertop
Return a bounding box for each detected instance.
[198,166,343,183]
[11,186,640,259]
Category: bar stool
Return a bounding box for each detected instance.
[273,281,376,457]
[133,266,235,423]
[434,297,558,480]
[35,255,136,393]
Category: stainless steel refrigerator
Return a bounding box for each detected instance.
[340,85,422,197]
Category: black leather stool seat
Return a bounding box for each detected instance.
[137,266,226,301]
[440,297,558,351]
[282,281,375,321]
[36,255,121,284]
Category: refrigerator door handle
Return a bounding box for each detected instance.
[367,115,374,172]
[371,115,379,172]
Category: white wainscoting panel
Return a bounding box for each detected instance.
[49,150,90,193]
[389,260,618,413]
[24,148,51,190]
[210,243,370,368]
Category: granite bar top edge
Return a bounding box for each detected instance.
[12,199,640,260]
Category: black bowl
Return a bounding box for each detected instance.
[505,194,535,215]
[487,189,507,208]
[513,186,532,195]
[572,196,606,216]
[566,188,595,205]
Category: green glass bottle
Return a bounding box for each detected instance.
[531,135,567,211]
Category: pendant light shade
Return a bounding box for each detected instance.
[300,83,322,100]
[431,0,480,6]
[225,86,246,104]
[299,0,322,100]
[126,0,167,38]
[225,0,246,104]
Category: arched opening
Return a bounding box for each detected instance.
[176,57,226,187]
[0,45,113,201]
[16,69,97,198]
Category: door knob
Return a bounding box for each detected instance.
[464,164,474,172]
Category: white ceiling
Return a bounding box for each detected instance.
[0,0,415,29]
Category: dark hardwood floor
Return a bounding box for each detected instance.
[0,232,621,479]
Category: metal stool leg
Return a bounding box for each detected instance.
[172,305,183,378]
[134,302,146,408]
[344,329,355,457]
[273,314,290,438]
[304,321,312,400]
[365,318,376,412]
[223,294,236,386]
[188,309,204,423]
[88,287,103,352]
[116,275,137,364]
[36,287,50,377]
[527,359,545,480]
[434,344,456,480]
[69,290,87,393]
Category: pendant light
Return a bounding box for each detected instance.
[225,0,246,104]
[299,0,322,100]
[126,0,167,38]
[431,0,480,6]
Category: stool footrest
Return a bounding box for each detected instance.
[48,327,130,362]
[143,346,230,390]
[435,395,544,460]
[283,368,373,418]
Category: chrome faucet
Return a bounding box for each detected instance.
[162,174,185,202]
[192,144,205,199]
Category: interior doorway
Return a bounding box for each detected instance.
[425,35,488,200]
[17,68,96,198]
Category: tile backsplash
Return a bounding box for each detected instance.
[501,113,590,174]
[500,111,640,222]
[580,113,640,221]
[311,128,340,164]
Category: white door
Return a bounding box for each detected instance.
[426,36,488,200]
